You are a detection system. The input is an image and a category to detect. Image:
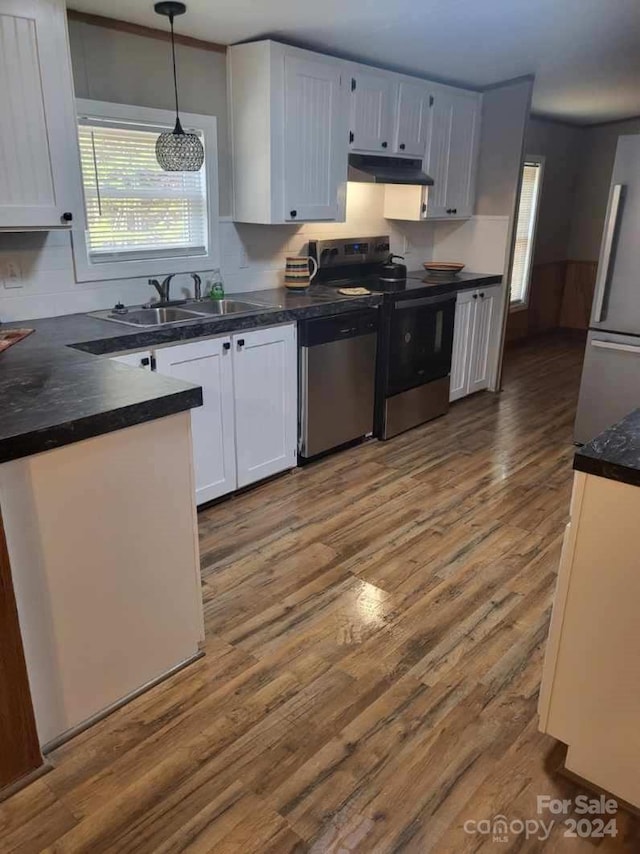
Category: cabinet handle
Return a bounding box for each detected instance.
[237,339,245,347]
[223,341,231,350]
[140,357,150,367]
[349,131,354,144]
[61,211,73,222]
[399,143,406,150]
[421,202,427,214]
[381,141,388,149]
[290,210,297,218]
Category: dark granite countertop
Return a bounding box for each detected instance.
[574,409,640,487]
[0,286,382,462]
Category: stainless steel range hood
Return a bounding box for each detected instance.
[348,154,434,186]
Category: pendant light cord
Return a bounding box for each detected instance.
[169,13,181,130]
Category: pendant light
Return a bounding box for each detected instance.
[154,1,204,171]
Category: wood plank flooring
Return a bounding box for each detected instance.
[3,332,639,852]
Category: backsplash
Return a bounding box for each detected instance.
[0,184,507,322]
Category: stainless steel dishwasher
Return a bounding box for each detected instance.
[298,308,379,460]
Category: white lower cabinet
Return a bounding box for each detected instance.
[233,325,298,488]
[450,285,503,401]
[148,323,297,504]
[154,337,237,505]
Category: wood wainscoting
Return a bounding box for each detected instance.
[560,261,599,329]
[0,510,43,797]
[506,260,598,343]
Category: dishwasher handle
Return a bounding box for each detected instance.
[298,309,379,347]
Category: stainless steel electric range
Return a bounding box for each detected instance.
[309,236,457,439]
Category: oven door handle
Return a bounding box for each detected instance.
[393,294,457,310]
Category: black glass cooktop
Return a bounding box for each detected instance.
[320,270,478,294]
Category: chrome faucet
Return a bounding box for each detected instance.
[147,275,175,304]
[191,273,202,301]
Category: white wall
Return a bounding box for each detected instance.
[525,117,583,264]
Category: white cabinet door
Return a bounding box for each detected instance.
[110,351,152,370]
[468,285,502,395]
[424,86,481,220]
[394,80,432,157]
[154,338,237,504]
[446,89,482,219]
[0,0,77,230]
[233,324,297,488]
[349,68,396,154]
[283,55,348,222]
[449,290,476,402]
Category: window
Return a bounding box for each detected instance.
[72,101,219,282]
[510,157,544,308]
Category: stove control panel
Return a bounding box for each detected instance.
[309,236,391,269]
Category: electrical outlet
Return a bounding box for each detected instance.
[2,260,23,289]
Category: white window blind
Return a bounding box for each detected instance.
[77,121,208,263]
[510,159,543,305]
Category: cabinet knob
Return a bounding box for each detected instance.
[237,339,245,347]
[446,208,452,214]
[479,292,485,298]
[381,141,388,149]
[473,293,478,299]
[140,357,150,367]
[290,210,297,218]
[453,208,458,214]
[61,211,73,222]
[399,143,406,150]
[223,341,231,350]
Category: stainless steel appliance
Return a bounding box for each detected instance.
[347,154,434,186]
[308,236,457,439]
[575,135,640,443]
[298,309,378,459]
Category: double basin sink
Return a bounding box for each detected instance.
[92,299,275,328]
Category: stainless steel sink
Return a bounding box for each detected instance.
[89,299,278,327]
[188,299,274,315]
[100,307,205,327]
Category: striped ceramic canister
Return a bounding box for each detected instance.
[284,256,318,289]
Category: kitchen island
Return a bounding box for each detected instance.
[539,409,640,809]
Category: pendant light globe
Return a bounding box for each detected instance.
[154,1,204,172]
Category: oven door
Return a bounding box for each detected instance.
[386,294,456,396]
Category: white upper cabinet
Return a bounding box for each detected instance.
[283,55,348,222]
[0,0,78,230]
[424,86,482,219]
[393,80,433,156]
[230,40,482,225]
[348,67,396,154]
[229,41,349,224]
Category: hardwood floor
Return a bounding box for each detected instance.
[2,332,639,852]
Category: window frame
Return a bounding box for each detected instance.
[509,154,545,312]
[70,99,219,283]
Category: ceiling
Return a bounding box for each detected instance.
[68,0,640,125]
